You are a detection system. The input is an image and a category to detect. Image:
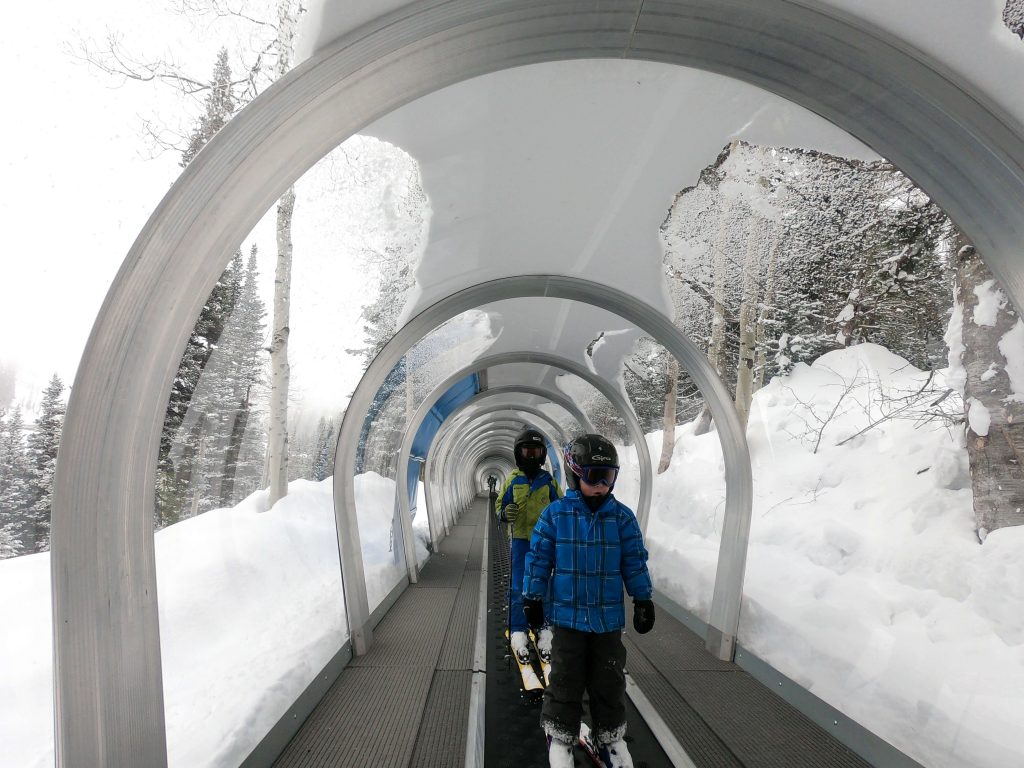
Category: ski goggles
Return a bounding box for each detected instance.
[576,465,619,488]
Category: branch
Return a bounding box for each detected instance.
[835,383,955,447]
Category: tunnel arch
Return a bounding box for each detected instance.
[426,423,523,537]
[49,1,1024,762]
[384,346,652,586]
[473,460,512,494]
[421,404,567,546]
[335,278,742,663]
[415,397,575,541]
[430,414,563,536]
[391,366,597,581]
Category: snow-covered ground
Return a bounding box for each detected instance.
[2,345,1022,768]
[617,344,1024,768]
[0,473,430,768]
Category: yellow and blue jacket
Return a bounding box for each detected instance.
[494,469,561,540]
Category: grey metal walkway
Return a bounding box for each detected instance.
[623,606,871,768]
[273,502,485,767]
[270,494,878,767]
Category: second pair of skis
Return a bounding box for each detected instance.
[508,628,551,691]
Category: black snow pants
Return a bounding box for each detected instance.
[541,626,627,746]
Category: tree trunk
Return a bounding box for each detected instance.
[221,385,250,506]
[266,187,295,506]
[753,228,782,392]
[190,419,208,519]
[734,222,759,433]
[657,356,680,473]
[955,241,1024,537]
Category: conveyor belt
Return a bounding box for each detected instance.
[483,511,673,768]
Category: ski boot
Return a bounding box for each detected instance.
[597,739,635,768]
[536,626,553,663]
[546,735,575,768]
[510,631,531,664]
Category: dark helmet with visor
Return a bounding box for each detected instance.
[563,434,619,491]
[513,428,547,473]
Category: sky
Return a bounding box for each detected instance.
[1,0,376,419]
[3,1,196,402]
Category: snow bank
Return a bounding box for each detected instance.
[0,471,410,768]
[639,344,1023,768]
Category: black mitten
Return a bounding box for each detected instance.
[633,599,655,634]
[523,598,545,630]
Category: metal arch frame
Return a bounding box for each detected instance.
[391,352,636,585]
[409,382,589,533]
[449,435,536,520]
[465,384,593,431]
[427,425,521,536]
[339,282,705,663]
[473,457,512,489]
[436,387,586,489]
[426,405,566,542]
[415,349,654,543]
[428,412,564,534]
[434,420,551,526]
[420,399,571,544]
[433,425,526,532]
[473,457,513,493]
[49,1,1024,760]
[393,380,593,583]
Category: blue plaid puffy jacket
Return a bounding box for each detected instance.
[523,489,653,633]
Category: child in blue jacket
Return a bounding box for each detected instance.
[523,434,655,768]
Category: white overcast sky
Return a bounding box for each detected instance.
[3,1,214,403]
[1,1,376,416]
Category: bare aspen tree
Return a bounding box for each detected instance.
[266,185,294,503]
[754,229,782,391]
[733,220,760,432]
[657,356,679,473]
[953,241,1024,537]
[263,0,302,503]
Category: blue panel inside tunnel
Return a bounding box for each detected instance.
[406,373,481,513]
[545,436,562,488]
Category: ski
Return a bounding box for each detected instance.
[530,630,552,686]
[506,629,544,692]
[577,723,607,768]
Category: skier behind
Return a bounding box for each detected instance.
[523,434,656,768]
[495,428,562,665]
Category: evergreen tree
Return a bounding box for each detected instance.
[155,52,245,526]
[157,250,243,525]
[312,417,336,481]
[169,245,267,516]
[0,408,30,557]
[180,48,236,167]
[24,375,66,552]
[349,164,429,367]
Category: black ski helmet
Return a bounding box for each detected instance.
[563,434,620,491]
[513,428,547,472]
